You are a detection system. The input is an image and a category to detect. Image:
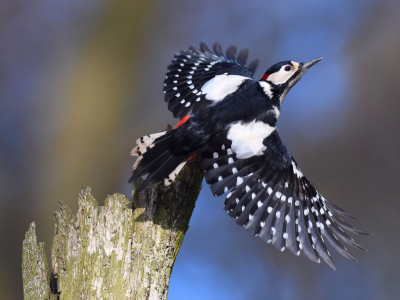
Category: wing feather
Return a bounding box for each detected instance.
[164,43,258,119]
[198,127,368,269]
[237,49,249,66]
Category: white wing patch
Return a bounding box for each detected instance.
[201,74,250,102]
[227,120,276,159]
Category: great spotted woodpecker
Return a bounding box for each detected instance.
[129,43,369,269]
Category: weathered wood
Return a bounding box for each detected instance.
[22,223,50,300]
[22,164,204,299]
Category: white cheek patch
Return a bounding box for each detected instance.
[201,74,250,102]
[267,66,295,85]
[227,120,276,159]
[258,81,273,98]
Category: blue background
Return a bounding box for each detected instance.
[1,1,400,299]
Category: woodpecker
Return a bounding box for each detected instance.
[129,43,369,269]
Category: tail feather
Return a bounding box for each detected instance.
[129,130,191,191]
[137,154,188,191]
[164,161,187,186]
[130,149,171,181]
[131,130,172,158]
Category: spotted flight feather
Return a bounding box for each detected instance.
[197,129,370,270]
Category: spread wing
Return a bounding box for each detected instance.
[197,126,370,270]
[163,43,259,119]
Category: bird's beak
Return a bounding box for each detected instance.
[279,57,323,103]
[299,57,323,73]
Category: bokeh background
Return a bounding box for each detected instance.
[1,0,400,299]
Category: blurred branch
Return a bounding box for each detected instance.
[22,164,204,299]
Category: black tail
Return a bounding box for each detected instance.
[129,130,191,191]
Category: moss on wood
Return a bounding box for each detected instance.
[22,222,50,300]
[22,163,203,299]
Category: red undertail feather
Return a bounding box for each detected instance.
[173,115,191,129]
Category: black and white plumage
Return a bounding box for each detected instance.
[163,43,259,119]
[129,43,370,270]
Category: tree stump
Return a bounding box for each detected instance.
[22,164,203,299]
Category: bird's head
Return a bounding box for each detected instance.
[260,58,322,103]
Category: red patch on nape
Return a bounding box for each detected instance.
[261,73,269,81]
[173,115,191,129]
[188,153,196,160]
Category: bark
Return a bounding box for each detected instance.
[22,164,204,299]
[22,223,50,300]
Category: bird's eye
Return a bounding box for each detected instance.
[284,66,292,71]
